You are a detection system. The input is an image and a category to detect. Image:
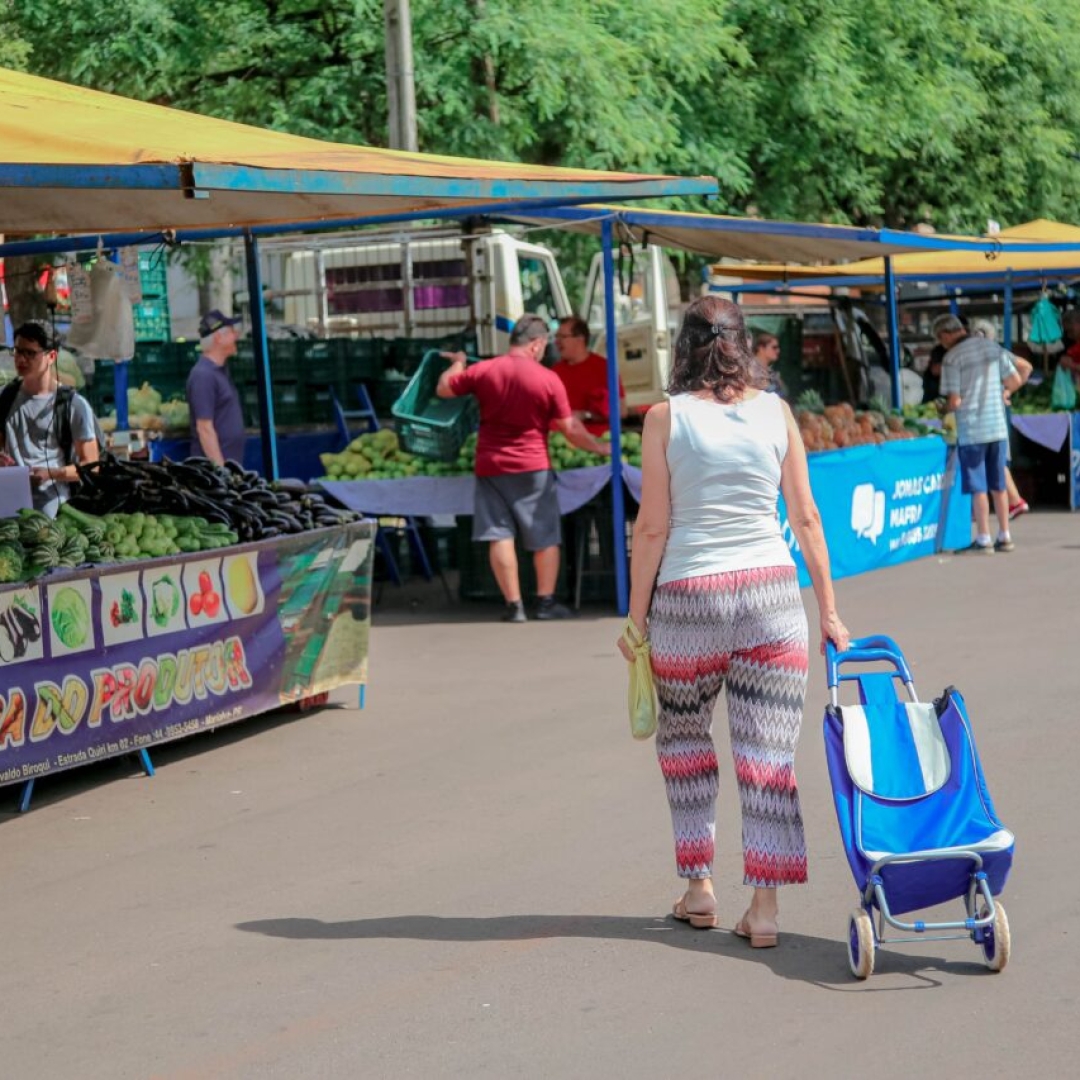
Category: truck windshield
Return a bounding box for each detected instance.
[586,250,655,329]
[518,256,560,324]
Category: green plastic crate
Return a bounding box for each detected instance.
[390,351,478,461]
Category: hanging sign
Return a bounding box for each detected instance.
[118,247,144,304]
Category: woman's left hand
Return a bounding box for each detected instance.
[820,611,851,655]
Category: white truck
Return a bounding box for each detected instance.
[258,227,567,355]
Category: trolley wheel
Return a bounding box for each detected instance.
[979,902,1010,972]
[848,909,875,979]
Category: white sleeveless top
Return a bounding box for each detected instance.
[656,391,794,585]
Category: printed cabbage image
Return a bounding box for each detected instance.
[51,587,90,649]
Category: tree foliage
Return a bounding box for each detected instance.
[5,0,1080,234]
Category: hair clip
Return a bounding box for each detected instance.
[710,324,723,337]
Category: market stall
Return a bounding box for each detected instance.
[1,67,725,804]
[0,520,374,804]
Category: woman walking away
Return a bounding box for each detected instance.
[617,296,850,947]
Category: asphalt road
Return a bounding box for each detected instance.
[3,511,1077,1079]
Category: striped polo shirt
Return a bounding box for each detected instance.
[940,336,1016,446]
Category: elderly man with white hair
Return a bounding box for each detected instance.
[933,313,1024,553]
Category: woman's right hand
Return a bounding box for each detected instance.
[820,610,851,655]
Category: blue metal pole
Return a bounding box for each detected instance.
[1003,271,1013,351]
[113,358,129,431]
[883,256,902,410]
[601,220,629,614]
[242,231,279,480]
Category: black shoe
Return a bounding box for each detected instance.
[501,601,527,623]
[535,598,577,620]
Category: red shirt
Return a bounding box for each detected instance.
[449,354,571,476]
[552,352,624,435]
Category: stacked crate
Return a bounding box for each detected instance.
[132,251,172,343]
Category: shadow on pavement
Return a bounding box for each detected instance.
[236,913,990,989]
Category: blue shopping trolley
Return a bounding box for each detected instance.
[823,635,1014,978]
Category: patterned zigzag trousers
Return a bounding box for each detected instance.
[649,566,810,887]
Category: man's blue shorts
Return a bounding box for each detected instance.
[958,440,1008,494]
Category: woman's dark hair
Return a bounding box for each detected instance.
[668,296,769,403]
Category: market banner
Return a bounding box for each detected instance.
[0,522,374,789]
[779,438,971,586]
[1071,412,1080,511]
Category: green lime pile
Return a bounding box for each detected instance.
[319,430,477,480]
[548,430,642,469]
[317,429,645,481]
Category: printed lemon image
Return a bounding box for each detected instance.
[225,555,259,616]
[51,587,90,649]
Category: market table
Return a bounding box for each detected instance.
[0,521,374,805]
[320,465,613,518]
[1008,411,1080,510]
[320,436,972,596]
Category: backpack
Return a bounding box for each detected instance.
[0,378,105,462]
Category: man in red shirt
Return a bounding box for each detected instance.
[438,314,610,622]
[552,316,626,435]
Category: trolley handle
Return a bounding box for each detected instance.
[826,635,914,690]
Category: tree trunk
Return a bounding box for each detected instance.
[469,0,499,125]
[5,254,49,329]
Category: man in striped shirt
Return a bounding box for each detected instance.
[935,314,1023,553]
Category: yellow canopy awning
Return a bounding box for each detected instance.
[505,205,1019,265]
[0,68,716,236]
[712,219,1080,283]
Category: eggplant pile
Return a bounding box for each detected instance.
[71,455,360,543]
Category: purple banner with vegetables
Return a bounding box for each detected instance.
[0,522,374,788]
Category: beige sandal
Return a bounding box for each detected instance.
[672,895,718,929]
[733,913,779,948]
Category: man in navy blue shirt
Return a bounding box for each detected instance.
[186,309,246,465]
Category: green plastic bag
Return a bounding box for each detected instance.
[622,617,657,740]
[1051,364,1077,411]
[1029,296,1064,351]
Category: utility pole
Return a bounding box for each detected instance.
[384,0,418,152]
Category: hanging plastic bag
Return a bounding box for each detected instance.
[65,260,135,361]
[1027,295,1063,355]
[621,617,657,740]
[1051,363,1077,411]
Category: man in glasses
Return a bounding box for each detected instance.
[0,322,100,516]
[551,316,627,435]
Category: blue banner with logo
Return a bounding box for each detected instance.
[779,438,971,587]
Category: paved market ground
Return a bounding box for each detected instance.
[3,512,1077,1080]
